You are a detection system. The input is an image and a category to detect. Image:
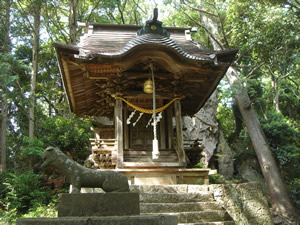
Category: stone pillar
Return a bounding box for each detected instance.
[115,99,123,168]
[174,100,186,166]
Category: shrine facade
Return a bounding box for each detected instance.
[54,10,237,180]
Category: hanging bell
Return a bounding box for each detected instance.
[143,79,153,94]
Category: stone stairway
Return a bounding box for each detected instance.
[130,185,235,225]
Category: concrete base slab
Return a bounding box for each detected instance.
[58,192,139,217]
[17,215,178,225]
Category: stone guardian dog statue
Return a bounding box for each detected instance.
[41,146,129,193]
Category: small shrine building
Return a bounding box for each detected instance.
[54,10,237,185]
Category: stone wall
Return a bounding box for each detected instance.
[211,182,273,225]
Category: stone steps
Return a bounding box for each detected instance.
[142,211,232,223]
[140,193,214,203]
[178,222,235,225]
[132,185,234,224]
[130,184,210,193]
[140,202,222,213]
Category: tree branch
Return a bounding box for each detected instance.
[183,0,215,7]
[42,94,59,115]
[86,0,102,22]
[106,9,118,23]
[212,2,230,48]
[287,76,299,93]
[16,0,35,33]
[246,62,265,79]
[183,3,218,17]
[278,71,293,81]
[132,0,146,14]
[118,3,125,24]
[134,8,139,25]
[45,0,69,43]
[267,65,277,81]
[117,0,127,25]
[178,5,224,50]
[233,48,252,65]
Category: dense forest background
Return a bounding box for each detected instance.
[0,0,299,223]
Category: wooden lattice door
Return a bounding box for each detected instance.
[130,114,158,150]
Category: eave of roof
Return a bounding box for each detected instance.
[54,23,238,116]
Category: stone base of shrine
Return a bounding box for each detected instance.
[17,215,178,225]
[114,168,216,185]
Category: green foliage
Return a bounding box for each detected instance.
[0,170,51,221]
[0,53,29,90]
[21,136,45,157]
[0,171,9,210]
[260,111,299,166]
[38,115,93,161]
[288,178,300,210]
[209,174,227,184]
[217,81,235,139]
[280,79,300,121]
[21,201,58,218]
[193,162,204,168]
[225,0,300,119]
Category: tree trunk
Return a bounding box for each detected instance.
[274,87,280,113]
[271,75,281,112]
[2,0,10,53]
[0,0,11,172]
[69,0,78,44]
[28,1,41,168]
[1,95,8,172]
[226,67,296,217]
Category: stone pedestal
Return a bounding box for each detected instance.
[58,192,139,217]
[17,192,178,225]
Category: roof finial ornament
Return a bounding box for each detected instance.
[151,8,158,23]
[137,8,170,37]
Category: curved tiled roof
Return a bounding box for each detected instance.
[85,33,214,62]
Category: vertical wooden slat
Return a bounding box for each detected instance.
[115,99,123,168]
[174,100,186,166]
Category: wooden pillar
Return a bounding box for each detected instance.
[124,106,129,149]
[174,100,186,166]
[160,111,166,149]
[167,107,173,150]
[115,99,123,168]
